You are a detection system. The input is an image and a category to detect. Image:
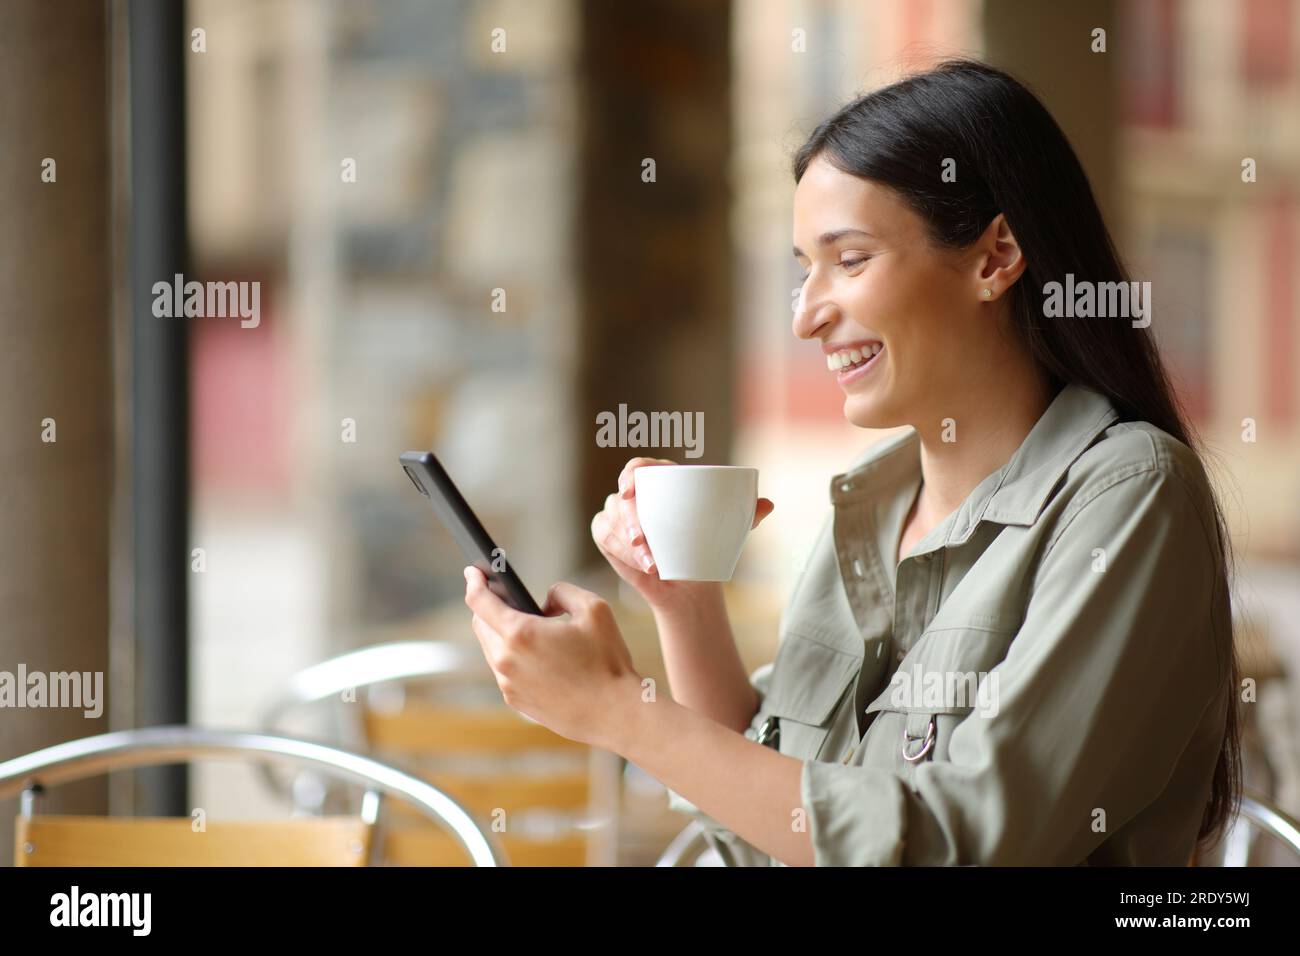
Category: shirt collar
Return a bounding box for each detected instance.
[829,382,1121,547]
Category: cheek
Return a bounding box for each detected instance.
[883,263,961,338]
[846,260,931,342]
[841,264,902,327]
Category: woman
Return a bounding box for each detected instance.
[463,59,1240,866]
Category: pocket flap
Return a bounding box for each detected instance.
[761,632,861,726]
[864,683,977,718]
[864,627,1009,718]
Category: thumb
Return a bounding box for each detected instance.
[752,497,776,529]
[542,580,601,618]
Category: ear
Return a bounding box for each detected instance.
[972,213,1027,301]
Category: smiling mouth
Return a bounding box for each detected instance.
[826,342,882,372]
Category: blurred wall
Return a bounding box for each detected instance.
[0,1,112,861]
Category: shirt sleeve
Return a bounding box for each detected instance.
[800,465,1228,866]
[663,662,777,866]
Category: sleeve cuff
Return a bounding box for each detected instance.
[801,759,908,866]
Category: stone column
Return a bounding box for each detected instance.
[982,0,1120,231]
[576,0,735,562]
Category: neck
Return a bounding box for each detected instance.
[912,370,1055,524]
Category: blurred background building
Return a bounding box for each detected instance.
[3,0,1298,864]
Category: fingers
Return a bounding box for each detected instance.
[463,566,527,638]
[468,612,504,668]
[542,580,605,618]
[590,505,651,579]
[615,495,655,572]
[591,495,634,563]
[616,457,677,500]
[753,497,776,529]
[591,490,655,573]
[468,614,524,707]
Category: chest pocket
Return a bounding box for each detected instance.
[756,630,861,762]
[860,625,1015,783]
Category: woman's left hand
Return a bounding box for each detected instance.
[463,566,642,750]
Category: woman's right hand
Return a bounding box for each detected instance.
[590,457,775,611]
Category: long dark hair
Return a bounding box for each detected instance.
[793,58,1241,857]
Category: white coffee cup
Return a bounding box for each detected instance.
[633,465,758,582]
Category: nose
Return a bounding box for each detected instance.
[792,271,835,341]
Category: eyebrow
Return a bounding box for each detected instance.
[792,228,875,259]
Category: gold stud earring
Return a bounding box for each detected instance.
[982,288,993,298]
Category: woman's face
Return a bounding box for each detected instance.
[792,154,996,431]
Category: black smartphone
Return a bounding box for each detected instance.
[399,451,544,615]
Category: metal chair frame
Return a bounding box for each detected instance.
[0,725,506,866]
[258,640,623,866]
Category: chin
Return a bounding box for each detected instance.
[842,386,908,430]
[843,396,888,429]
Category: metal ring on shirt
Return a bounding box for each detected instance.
[901,717,936,762]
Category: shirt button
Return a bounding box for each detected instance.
[852,557,865,578]
[916,552,932,564]
[896,649,906,662]
[840,481,852,493]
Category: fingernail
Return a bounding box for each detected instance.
[639,552,653,572]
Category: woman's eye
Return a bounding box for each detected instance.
[797,256,867,283]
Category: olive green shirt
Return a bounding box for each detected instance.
[666,382,1231,865]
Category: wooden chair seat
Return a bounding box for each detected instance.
[16,815,372,867]
[381,823,587,867]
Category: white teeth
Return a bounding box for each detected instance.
[827,343,883,372]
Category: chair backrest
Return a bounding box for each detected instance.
[260,640,620,867]
[363,700,598,866]
[0,726,504,867]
